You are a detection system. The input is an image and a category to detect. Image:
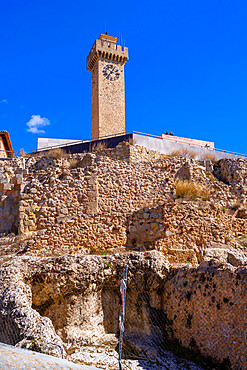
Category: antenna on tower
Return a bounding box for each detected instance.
[105,21,107,34]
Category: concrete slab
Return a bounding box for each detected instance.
[37,138,81,151]
[0,342,101,369]
[132,133,244,159]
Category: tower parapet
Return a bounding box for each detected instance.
[87,34,128,71]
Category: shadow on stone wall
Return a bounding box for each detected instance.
[0,184,20,235]
[126,203,170,250]
[0,312,23,345]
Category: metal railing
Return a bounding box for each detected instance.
[2,131,247,158]
[0,149,15,159]
[132,131,247,157]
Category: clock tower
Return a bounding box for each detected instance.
[87,34,129,140]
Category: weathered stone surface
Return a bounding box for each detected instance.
[0,343,98,369]
[163,261,247,369]
[0,253,246,369]
[0,264,64,357]
[214,158,247,201]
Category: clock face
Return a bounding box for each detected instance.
[102,64,120,81]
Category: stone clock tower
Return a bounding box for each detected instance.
[87,34,128,140]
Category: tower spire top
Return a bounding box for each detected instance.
[99,33,118,44]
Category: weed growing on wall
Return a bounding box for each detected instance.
[176,180,210,200]
[91,141,108,152]
[200,152,217,161]
[169,148,197,159]
[43,148,67,159]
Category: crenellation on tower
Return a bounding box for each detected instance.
[87,36,128,72]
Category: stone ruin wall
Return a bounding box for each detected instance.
[101,141,169,163]
[12,153,180,256]
[0,143,247,261]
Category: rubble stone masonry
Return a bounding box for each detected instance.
[0,143,246,260]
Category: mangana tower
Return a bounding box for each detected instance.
[87,33,128,140]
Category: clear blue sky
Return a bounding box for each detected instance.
[1,0,247,154]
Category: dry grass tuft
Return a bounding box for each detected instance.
[169,150,181,157]
[179,147,196,158]
[69,158,80,169]
[43,148,67,159]
[200,152,217,161]
[169,148,197,159]
[176,180,210,200]
[91,141,108,152]
[124,137,134,145]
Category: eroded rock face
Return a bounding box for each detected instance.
[28,252,169,348]
[0,262,64,357]
[164,262,247,369]
[0,253,169,357]
[214,158,247,201]
[0,252,246,369]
